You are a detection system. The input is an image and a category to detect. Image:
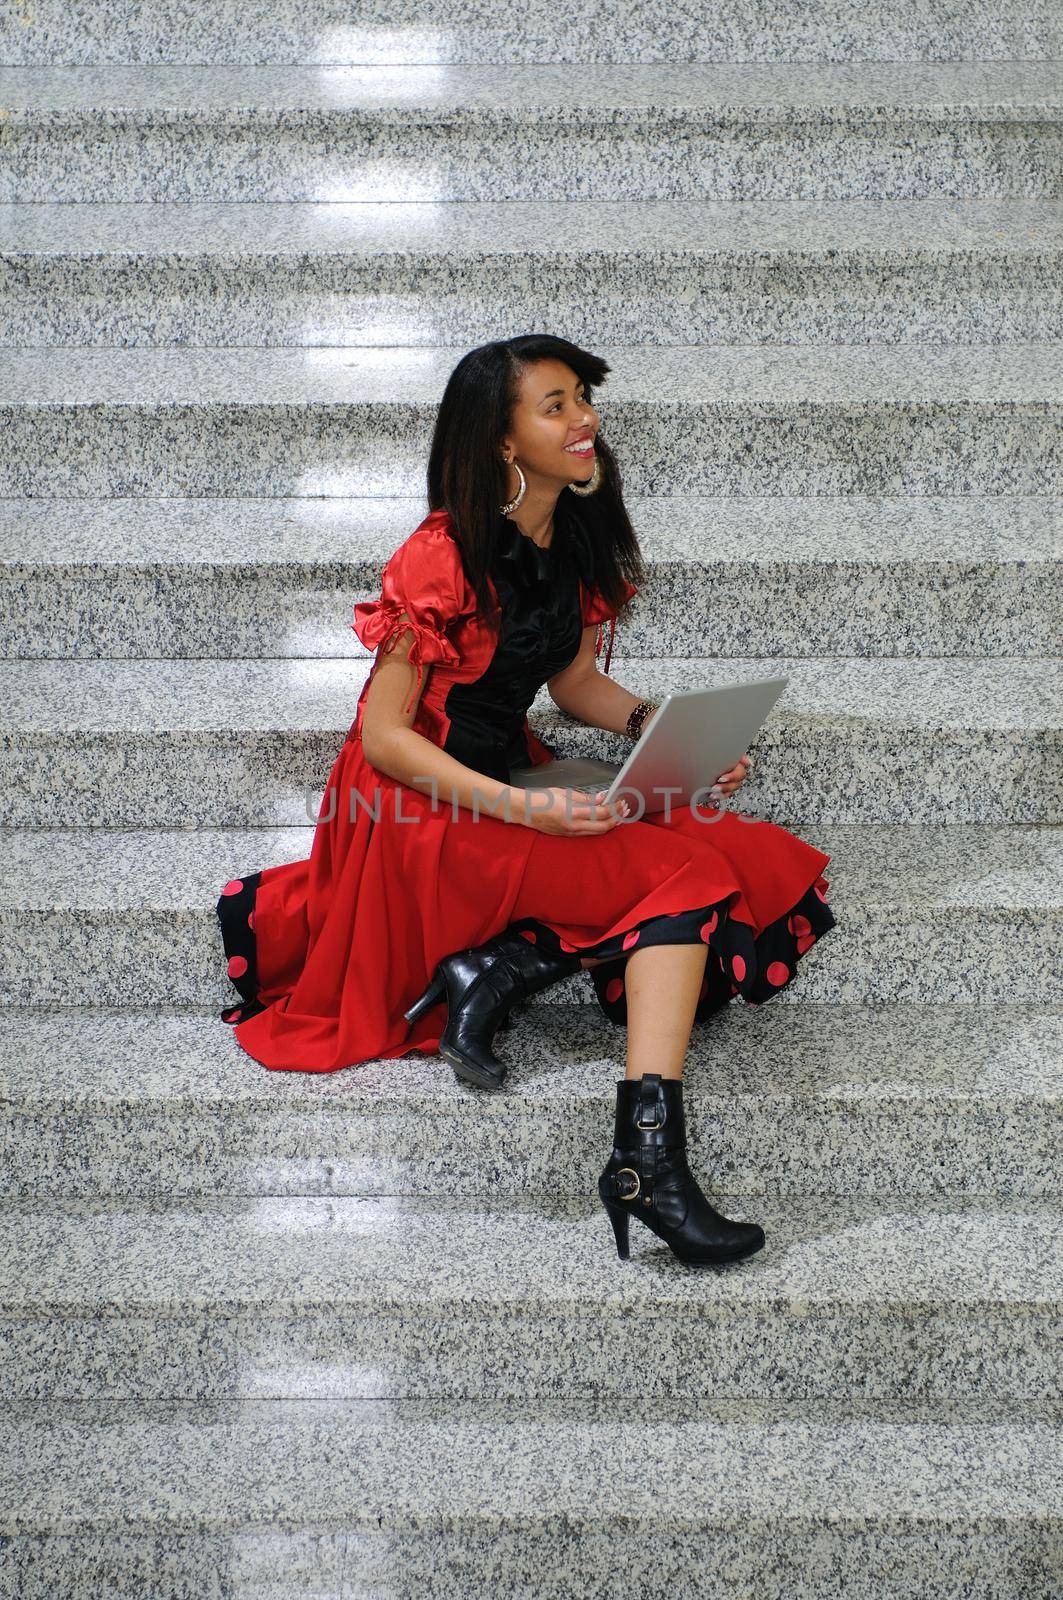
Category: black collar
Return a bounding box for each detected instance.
[491,511,561,587]
[491,501,595,588]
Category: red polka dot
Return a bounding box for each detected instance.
[221,880,244,897]
[622,929,641,950]
[519,930,538,943]
[559,938,578,953]
[227,955,248,979]
[766,960,790,987]
[815,875,829,892]
[731,953,746,981]
[699,912,718,941]
[789,913,811,937]
[797,933,816,953]
[247,911,255,930]
[605,977,624,1004]
[730,980,738,993]
[222,1007,241,1024]
[814,885,828,903]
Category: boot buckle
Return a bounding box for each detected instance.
[635,1114,661,1129]
[614,1167,641,1201]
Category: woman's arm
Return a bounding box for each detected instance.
[547,624,645,735]
[548,625,753,798]
[360,623,526,821]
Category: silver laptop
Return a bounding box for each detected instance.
[508,677,788,814]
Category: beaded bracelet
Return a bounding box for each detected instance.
[625,698,661,740]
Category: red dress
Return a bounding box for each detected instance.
[216,505,836,1072]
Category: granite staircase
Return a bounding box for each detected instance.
[0,1,1061,1595]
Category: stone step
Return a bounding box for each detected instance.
[5,198,1061,346]
[0,822,1058,1009]
[2,1004,1057,1200]
[2,1397,1058,1598]
[5,0,1059,66]
[3,495,1058,660]
[3,63,1061,203]
[3,1191,1061,1403]
[2,343,1060,496]
[1,654,1058,827]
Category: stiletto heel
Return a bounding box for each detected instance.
[602,1197,630,1260]
[403,967,446,1028]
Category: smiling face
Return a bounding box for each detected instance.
[499,358,600,491]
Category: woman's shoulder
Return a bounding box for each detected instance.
[397,507,462,556]
[352,508,480,678]
[381,510,474,610]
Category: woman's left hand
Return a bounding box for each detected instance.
[709,752,752,800]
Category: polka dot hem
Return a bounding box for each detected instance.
[215,871,268,1027]
[508,873,836,1027]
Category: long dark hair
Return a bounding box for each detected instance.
[426,334,644,634]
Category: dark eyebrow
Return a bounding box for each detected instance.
[540,380,586,404]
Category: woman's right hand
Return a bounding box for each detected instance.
[513,786,631,835]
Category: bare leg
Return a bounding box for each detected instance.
[623,943,708,1081]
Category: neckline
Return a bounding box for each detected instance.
[492,502,600,592]
[494,512,563,574]
[499,514,555,556]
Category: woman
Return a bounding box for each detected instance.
[216,333,836,1267]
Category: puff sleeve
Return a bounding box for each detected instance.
[352,527,471,716]
[580,576,638,676]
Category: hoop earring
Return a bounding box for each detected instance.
[499,459,527,515]
[568,456,602,497]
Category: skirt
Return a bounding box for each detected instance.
[216,732,837,1073]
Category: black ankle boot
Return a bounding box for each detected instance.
[598,1072,766,1264]
[403,929,583,1090]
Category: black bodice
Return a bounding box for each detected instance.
[439,507,588,784]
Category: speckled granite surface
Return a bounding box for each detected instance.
[0,654,1058,826]
[3,1396,1061,1524]
[1,345,1060,497]
[4,1526,1055,1600]
[2,1004,1059,1200]
[1,1191,1060,1402]
[1,1399,1060,1598]
[2,495,1058,659]
[4,490,1058,561]
[3,62,1062,203]
[7,195,1059,255]
[5,197,1060,346]
[6,61,1062,112]
[3,0,1060,66]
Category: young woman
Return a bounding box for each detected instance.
[217,333,836,1267]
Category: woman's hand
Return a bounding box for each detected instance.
[709,753,753,801]
[512,785,631,835]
